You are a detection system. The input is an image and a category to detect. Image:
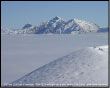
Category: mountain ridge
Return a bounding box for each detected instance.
[2,16,108,34]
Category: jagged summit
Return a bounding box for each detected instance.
[52,16,62,20]
[3,16,107,34]
[49,16,65,23]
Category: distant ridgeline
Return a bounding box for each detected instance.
[2,16,108,34]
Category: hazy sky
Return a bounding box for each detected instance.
[1,1,108,29]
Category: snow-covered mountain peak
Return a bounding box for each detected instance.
[53,16,62,20]
[74,18,90,25]
[50,16,65,22]
[72,18,100,32]
[2,16,107,34]
[74,18,96,26]
[73,18,80,21]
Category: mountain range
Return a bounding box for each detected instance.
[3,16,108,34]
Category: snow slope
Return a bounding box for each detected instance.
[1,33,107,84]
[11,45,108,85]
[2,16,107,34]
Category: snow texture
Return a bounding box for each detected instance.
[1,32,108,84]
[11,45,108,85]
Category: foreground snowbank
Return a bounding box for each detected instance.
[11,45,108,85]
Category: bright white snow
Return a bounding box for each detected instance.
[11,45,108,85]
[2,16,107,34]
[1,32,108,84]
